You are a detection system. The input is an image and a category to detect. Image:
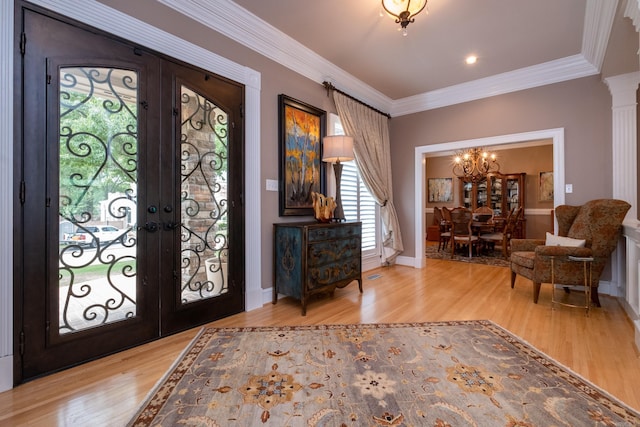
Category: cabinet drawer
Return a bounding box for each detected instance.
[307,258,360,290]
[308,224,360,242]
[308,237,360,265]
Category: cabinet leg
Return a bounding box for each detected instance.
[358,279,363,293]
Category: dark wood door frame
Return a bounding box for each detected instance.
[14,1,245,383]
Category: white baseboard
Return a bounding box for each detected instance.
[619,297,640,351]
[262,287,274,306]
[0,355,12,392]
[394,255,416,267]
[362,257,382,272]
[596,280,617,297]
[245,286,264,311]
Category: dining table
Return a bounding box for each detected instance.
[471,213,494,236]
[471,215,495,254]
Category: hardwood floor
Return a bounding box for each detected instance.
[1,259,639,426]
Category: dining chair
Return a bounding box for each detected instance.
[449,207,479,258]
[438,207,452,251]
[479,206,522,258]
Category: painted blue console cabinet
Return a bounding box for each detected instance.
[273,221,362,315]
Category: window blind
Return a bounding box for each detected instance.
[341,160,377,252]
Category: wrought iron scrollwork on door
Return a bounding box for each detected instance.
[179,85,230,303]
[57,67,138,334]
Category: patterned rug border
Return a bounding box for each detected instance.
[128,320,640,425]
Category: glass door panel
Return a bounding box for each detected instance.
[57,67,138,334]
[489,175,502,216]
[179,85,228,304]
[477,180,487,207]
[461,181,472,208]
[506,178,520,211]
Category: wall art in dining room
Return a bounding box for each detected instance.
[538,171,553,202]
[428,177,453,202]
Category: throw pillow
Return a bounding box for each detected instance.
[545,232,586,247]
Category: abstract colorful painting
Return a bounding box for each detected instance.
[278,95,325,216]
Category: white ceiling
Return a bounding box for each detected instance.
[160,0,620,115]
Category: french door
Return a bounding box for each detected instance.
[15,3,244,382]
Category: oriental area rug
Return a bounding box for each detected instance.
[425,243,511,268]
[127,321,640,426]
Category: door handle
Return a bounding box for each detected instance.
[163,221,182,231]
[138,221,159,232]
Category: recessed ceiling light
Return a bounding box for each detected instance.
[465,55,477,65]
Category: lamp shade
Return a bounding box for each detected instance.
[322,135,354,163]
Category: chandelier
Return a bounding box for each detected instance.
[381,0,428,36]
[453,147,500,183]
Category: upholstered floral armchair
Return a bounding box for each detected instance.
[510,199,630,306]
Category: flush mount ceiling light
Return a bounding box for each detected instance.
[381,0,428,36]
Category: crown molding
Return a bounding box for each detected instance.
[391,54,598,116]
[30,0,261,89]
[624,0,640,31]
[582,0,618,68]
[160,0,610,117]
[158,0,394,114]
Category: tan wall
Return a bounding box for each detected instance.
[391,75,614,258]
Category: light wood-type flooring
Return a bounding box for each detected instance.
[1,258,639,426]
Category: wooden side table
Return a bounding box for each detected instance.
[551,255,594,316]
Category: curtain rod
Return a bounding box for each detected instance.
[322,81,391,119]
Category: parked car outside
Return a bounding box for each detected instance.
[62,225,122,248]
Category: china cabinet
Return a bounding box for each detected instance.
[459,172,526,237]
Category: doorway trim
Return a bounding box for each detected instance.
[1,0,262,391]
[0,0,14,392]
[413,128,565,269]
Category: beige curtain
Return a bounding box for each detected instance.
[332,91,404,264]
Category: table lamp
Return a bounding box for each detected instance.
[322,135,354,221]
